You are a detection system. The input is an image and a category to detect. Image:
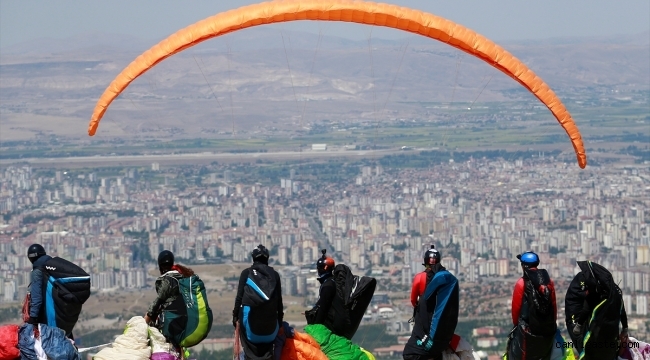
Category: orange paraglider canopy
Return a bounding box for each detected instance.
[88,0,587,168]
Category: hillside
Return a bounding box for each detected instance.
[1,29,648,140]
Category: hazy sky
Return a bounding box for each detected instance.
[1,0,649,49]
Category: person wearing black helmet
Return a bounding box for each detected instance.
[27,244,52,327]
[26,243,91,340]
[233,245,283,360]
[304,250,342,331]
[410,245,440,308]
[144,250,195,328]
[506,252,557,360]
[403,245,459,360]
[565,261,628,358]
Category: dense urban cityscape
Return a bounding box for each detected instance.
[1,0,648,358]
[0,152,648,356]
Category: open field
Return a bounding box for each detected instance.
[0,149,402,168]
[1,97,646,167]
[1,109,646,168]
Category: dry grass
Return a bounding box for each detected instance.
[81,263,283,326]
[0,113,127,140]
[4,263,314,330]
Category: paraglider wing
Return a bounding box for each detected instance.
[280,330,330,360]
[88,0,586,168]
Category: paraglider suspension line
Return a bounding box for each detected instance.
[366,29,380,151]
[298,29,324,158]
[193,56,225,114]
[223,40,236,137]
[280,31,300,132]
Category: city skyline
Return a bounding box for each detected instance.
[1,156,648,335]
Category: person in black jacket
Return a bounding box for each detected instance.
[27,244,90,340]
[27,245,53,326]
[233,245,284,360]
[403,248,459,360]
[565,261,629,356]
[304,250,345,331]
[144,250,197,351]
[565,264,592,351]
[304,250,336,324]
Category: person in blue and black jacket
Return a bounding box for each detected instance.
[233,245,284,360]
[26,243,90,340]
[403,246,459,360]
[27,244,52,326]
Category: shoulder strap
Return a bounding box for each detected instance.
[163,270,180,277]
[160,271,181,284]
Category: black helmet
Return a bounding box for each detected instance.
[517,251,539,268]
[423,245,440,266]
[251,244,269,264]
[27,244,46,263]
[316,249,335,275]
[158,250,174,269]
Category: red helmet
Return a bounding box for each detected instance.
[316,249,335,274]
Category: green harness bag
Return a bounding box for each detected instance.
[161,274,213,348]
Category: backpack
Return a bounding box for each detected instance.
[36,257,91,336]
[330,264,377,339]
[522,268,556,336]
[578,261,623,360]
[161,273,213,348]
[241,263,280,343]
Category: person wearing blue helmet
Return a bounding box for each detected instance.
[506,251,557,360]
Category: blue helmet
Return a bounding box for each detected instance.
[517,251,539,268]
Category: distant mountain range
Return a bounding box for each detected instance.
[1,29,648,140]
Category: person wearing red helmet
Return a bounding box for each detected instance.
[304,249,344,333]
[507,251,557,360]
